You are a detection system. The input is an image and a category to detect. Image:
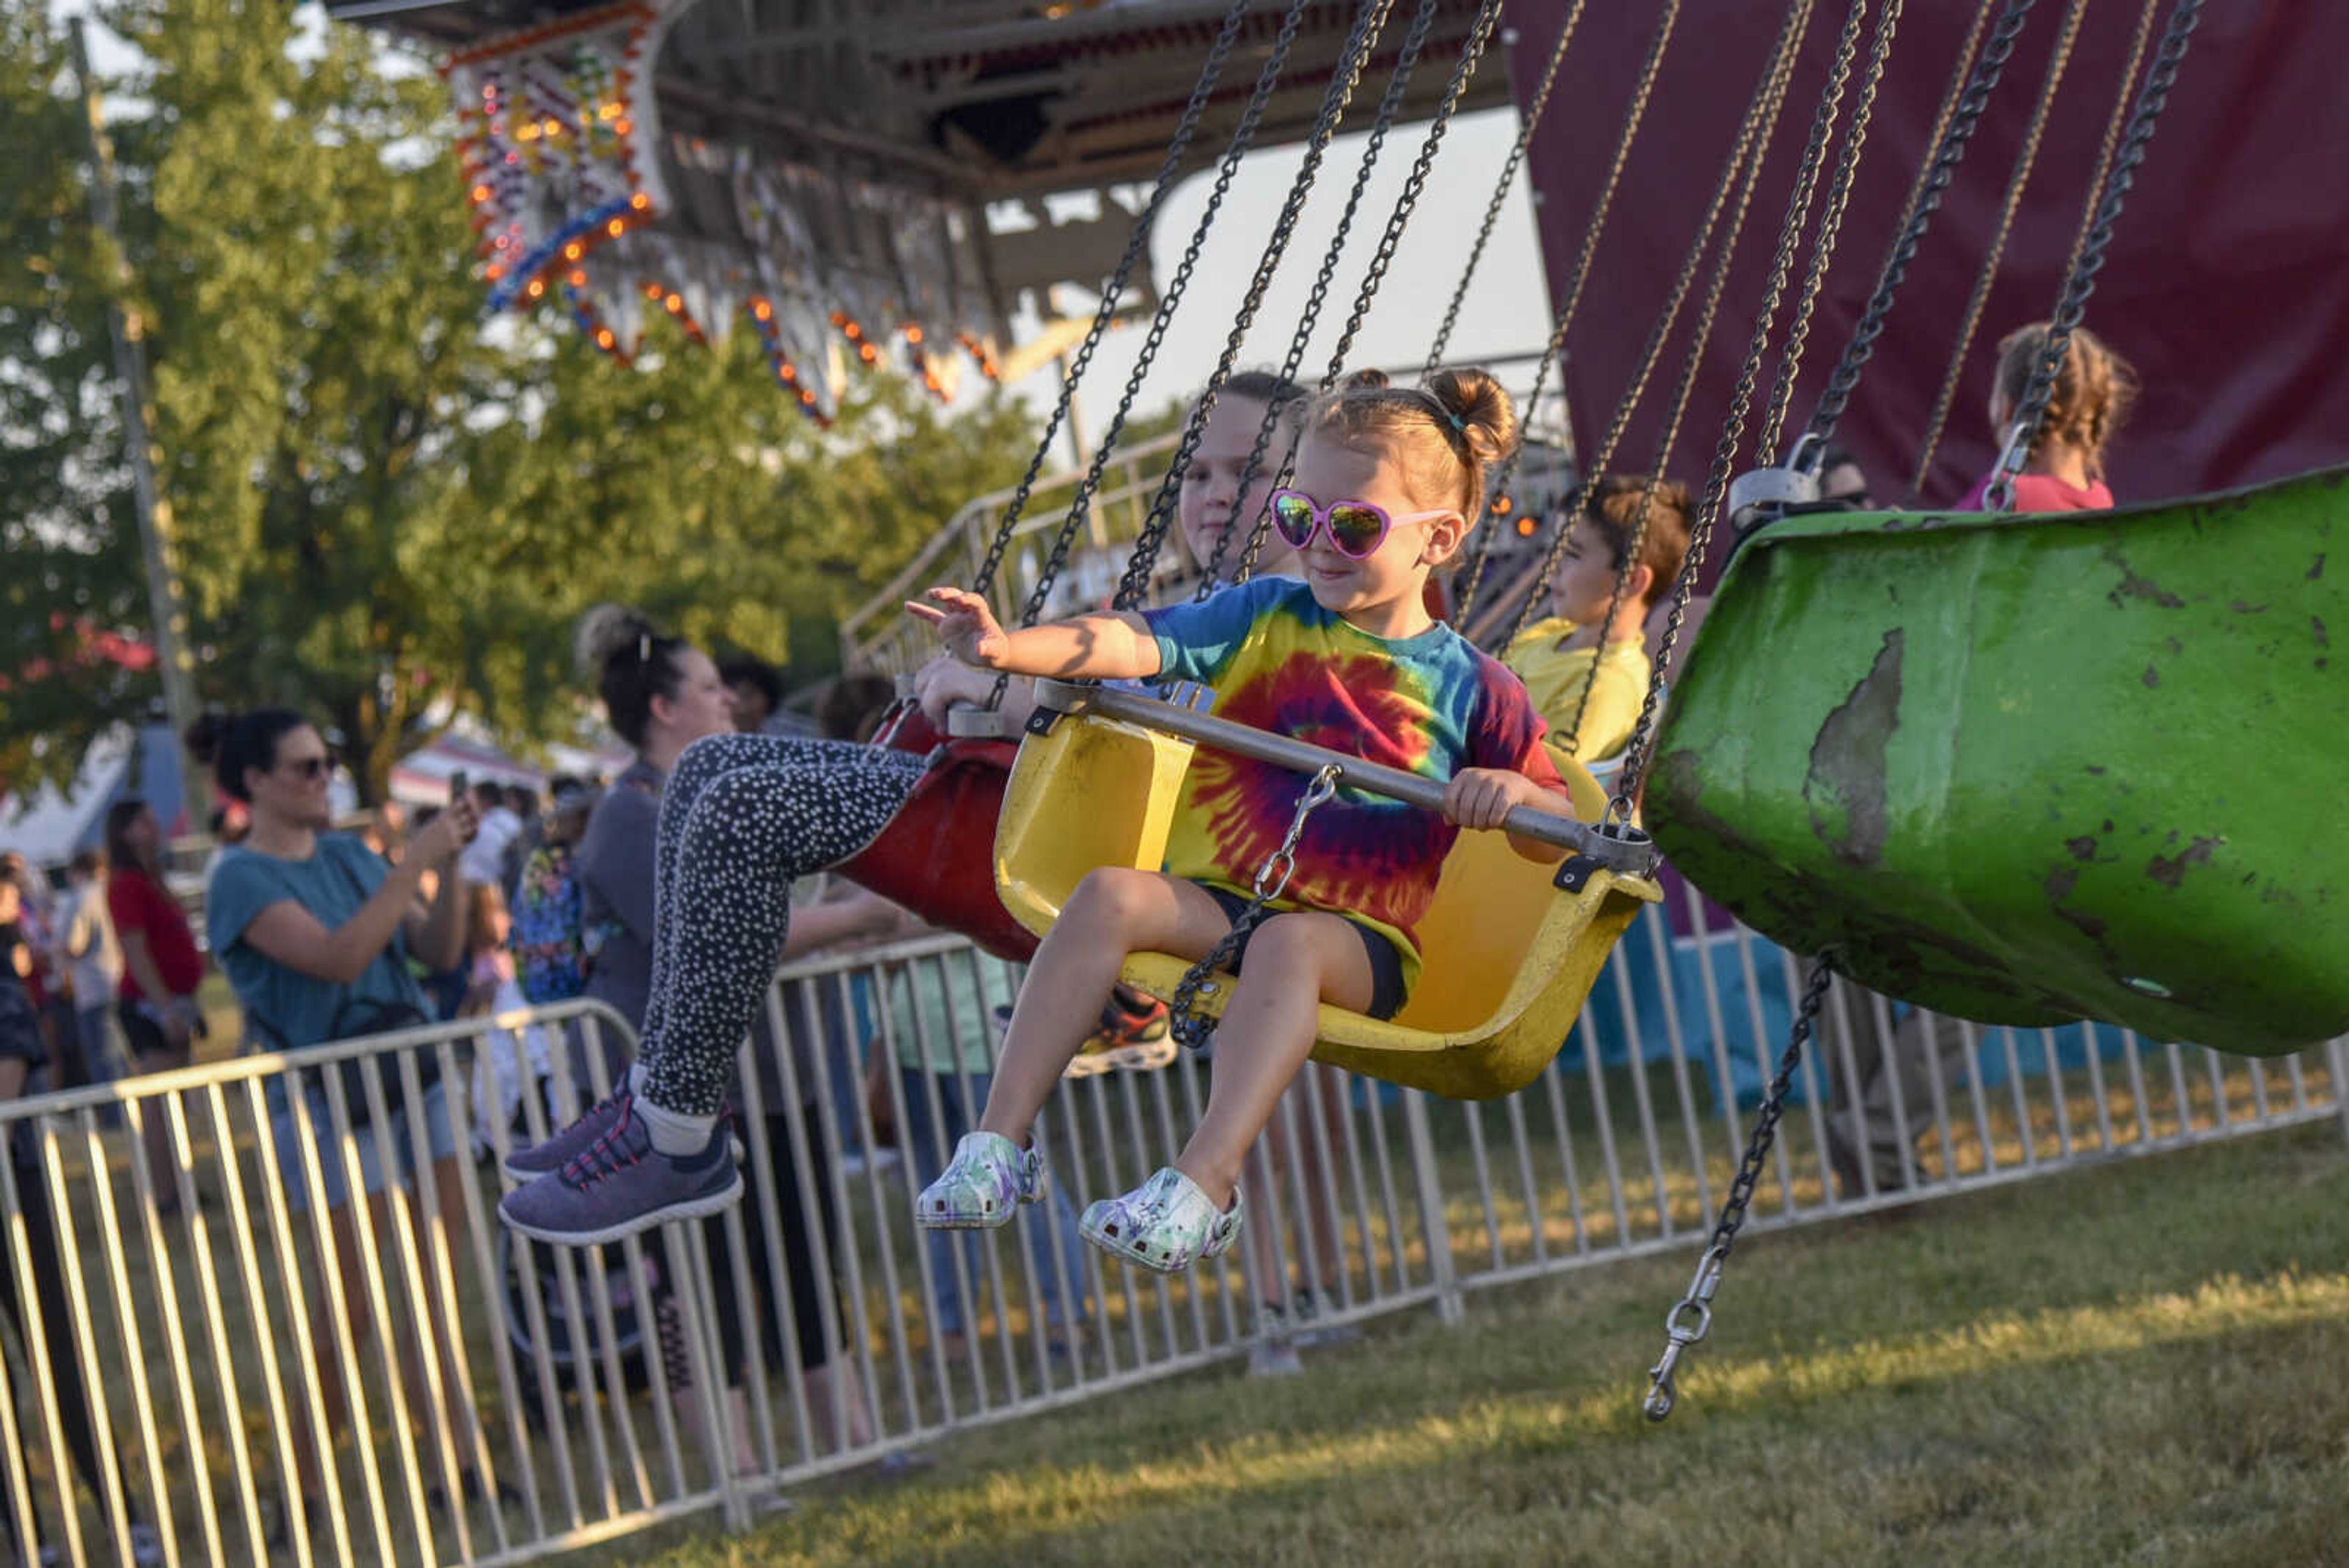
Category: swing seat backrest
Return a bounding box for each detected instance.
[994,708,1661,1099]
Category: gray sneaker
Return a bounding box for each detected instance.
[1294,1288,1360,1348]
[499,1104,741,1246]
[502,1088,631,1181]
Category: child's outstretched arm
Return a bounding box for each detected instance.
[905,586,1165,682]
[1442,768,1573,864]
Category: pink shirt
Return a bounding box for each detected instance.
[1956,470,2115,513]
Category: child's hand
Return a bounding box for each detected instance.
[905,587,1011,668]
[913,653,996,726]
[1442,767,1553,832]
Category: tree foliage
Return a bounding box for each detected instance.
[1,0,1037,802]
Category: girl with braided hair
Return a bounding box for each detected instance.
[1958,322,2140,511]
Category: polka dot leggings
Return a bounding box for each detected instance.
[636,734,928,1118]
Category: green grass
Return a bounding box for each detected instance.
[606,1122,2349,1568]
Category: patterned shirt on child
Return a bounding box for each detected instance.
[1141,577,1565,998]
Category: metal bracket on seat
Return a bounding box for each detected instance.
[1556,820,1661,890]
[1727,431,1828,536]
[946,705,1009,740]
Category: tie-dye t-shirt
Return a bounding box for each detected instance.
[1141,577,1565,997]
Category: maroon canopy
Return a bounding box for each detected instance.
[1502,1,2349,528]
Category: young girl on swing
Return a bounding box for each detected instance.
[498,373,1310,1244]
[906,369,1573,1272]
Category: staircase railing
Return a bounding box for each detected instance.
[839,429,1187,677]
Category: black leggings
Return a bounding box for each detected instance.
[636,735,926,1119]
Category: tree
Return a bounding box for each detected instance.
[0,0,1037,802]
[0,8,149,784]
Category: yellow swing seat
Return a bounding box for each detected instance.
[992,683,1663,1101]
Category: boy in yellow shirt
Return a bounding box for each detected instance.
[1502,475,1693,764]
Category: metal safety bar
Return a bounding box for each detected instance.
[1031,677,1661,875]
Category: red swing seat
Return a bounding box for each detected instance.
[834,708,1040,964]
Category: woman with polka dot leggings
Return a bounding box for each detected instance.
[500,373,1309,1244]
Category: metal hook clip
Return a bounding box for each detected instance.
[1642,1244,1728,1422]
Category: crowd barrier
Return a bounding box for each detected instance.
[0,913,2339,1566]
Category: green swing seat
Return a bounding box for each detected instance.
[1647,464,2346,1057]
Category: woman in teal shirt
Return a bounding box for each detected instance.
[195,708,494,1535]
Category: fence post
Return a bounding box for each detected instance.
[1400,1090,1463,1326]
[2332,1039,2349,1143]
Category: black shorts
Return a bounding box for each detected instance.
[1197,885,1409,1021]
[115,998,182,1062]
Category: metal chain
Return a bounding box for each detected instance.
[1195,0,1433,596]
[963,0,1254,606]
[1166,765,1343,1049]
[1327,0,1505,384]
[1494,0,1814,655]
[1610,20,1890,803]
[1116,0,1402,611]
[1001,0,1316,627]
[1753,0,1906,463]
[1989,0,2200,509]
[1214,0,1509,592]
[1450,0,1684,623]
[1644,957,1835,1421]
[2060,0,2162,292]
[1907,0,2094,497]
[1611,0,2001,805]
[1557,15,1804,770]
[1422,0,1589,377]
[1803,0,2041,448]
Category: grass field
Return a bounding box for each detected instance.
[604,1121,2349,1568]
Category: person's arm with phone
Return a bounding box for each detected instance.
[405,806,476,972]
[239,801,479,984]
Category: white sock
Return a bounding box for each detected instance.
[635,1095,716,1156]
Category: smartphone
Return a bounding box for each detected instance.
[449,770,469,806]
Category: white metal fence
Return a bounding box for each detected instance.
[1,913,2340,1566]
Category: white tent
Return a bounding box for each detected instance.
[0,727,137,869]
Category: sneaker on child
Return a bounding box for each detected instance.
[502,1087,631,1181]
[499,1099,741,1244]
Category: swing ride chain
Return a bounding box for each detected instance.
[1753,0,1906,464]
[1644,957,1836,1422]
[963,0,1253,609]
[1118,0,1401,611]
[1165,765,1345,1050]
[2060,0,2163,303]
[1496,0,1813,658]
[1908,0,2095,498]
[1423,0,1589,377]
[1614,0,1994,782]
[1016,0,1319,653]
[1559,0,1813,776]
[1215,0,1510,593]
[1327,0,1504,386]
[1199,0,1434,597]
[1449,0,1684,622]
[1803,0,2038,450]
[1987,0,2201,511]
